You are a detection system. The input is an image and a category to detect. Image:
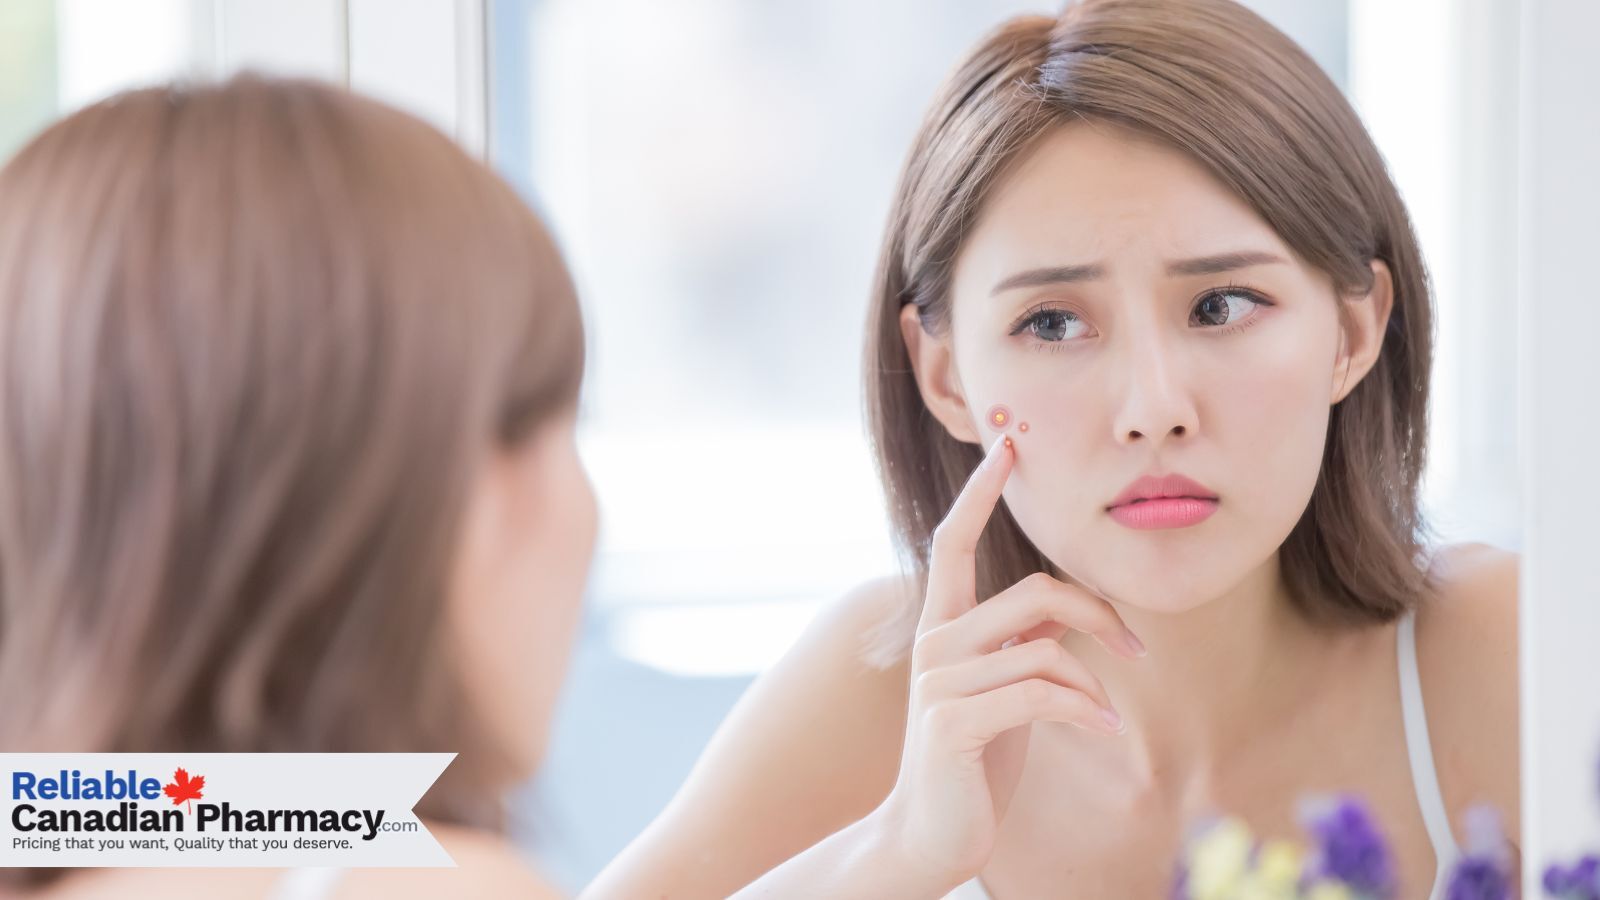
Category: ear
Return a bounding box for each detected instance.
[899,303,982,444]
[1331,258,1395,405]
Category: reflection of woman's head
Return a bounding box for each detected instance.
[863,0,1437,667]
[0,73,588,883]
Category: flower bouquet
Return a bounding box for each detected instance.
[1170,792,1517,900]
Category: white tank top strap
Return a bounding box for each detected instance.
[267,867,347,900]
[1397,603,1463,899]
[943,875,993,899]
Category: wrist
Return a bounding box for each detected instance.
[857,801,970,898]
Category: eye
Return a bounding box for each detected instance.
[1193,287,1271,330]
[1006,285,1274,349]
[1009,305,1085,343]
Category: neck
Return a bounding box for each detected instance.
[1058,553,1360,798]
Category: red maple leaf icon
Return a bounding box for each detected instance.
[162,767,205,814]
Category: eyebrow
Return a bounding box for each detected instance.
[990,250,1290,295]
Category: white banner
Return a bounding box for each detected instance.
[0,753,456,867]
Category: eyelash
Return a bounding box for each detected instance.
[1006,283,1275,352]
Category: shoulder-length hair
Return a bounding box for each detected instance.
[862,0,1438,669]
[0,73,584,888]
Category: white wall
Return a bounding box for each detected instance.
[208,0,486,157]
[1349,0,1522,554]
[1518,0,1600,890]
[210,0,344,84]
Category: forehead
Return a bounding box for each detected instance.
[955,120,1293,286]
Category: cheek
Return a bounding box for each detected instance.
[1211,310,1339,495]
[989,378,1104,531]
[493,447,595,734]
[450,439,598,771]
[1215,336,1334,535]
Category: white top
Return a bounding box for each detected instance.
[944,602,1462,900]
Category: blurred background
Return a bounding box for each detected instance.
[0,0,1533,893]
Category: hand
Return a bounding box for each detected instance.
[873,434,1147,889]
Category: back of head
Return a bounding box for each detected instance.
[0,72,584,888]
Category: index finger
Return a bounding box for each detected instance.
[921,434,1014,629]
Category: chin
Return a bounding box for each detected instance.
[1087,583,1206,614]
[1128,594,1215,616]
[1050,549,1227,610]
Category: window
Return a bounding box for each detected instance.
[0,0,208,163]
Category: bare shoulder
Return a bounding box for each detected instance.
[333,823,563,899]
[579,573,919,899]
[1414,541,1521,852]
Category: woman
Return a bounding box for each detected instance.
[0,74,595,898]
[582,0,1520,897]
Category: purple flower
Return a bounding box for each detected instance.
[1463,806,1515,863]
[1169,859,1189,900]
[1297,793,1398,898]
[1438,804,1516,899]
[1447,856,1514,900]
[1545,855,1600,899]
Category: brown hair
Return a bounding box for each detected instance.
[0,73,584,888]
[862,0,1438,668]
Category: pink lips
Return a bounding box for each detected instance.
[1106,472,1220,530]
[1107,497,1218,529]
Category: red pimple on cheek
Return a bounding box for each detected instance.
[1018,422,1029,433]
[986,404,1012,431]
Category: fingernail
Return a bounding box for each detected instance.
[1099,707,1124,733]
[1124,632,1148,658]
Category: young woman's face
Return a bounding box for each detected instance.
[907,120,1390,611]
[450,409,598,774]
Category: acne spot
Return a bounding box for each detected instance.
[1018,422,1030,433]
[986,404,1011,431]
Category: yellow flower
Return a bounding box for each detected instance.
[1304,882,1356,900]
[1219,839,1307,900]
[1187,817,1255,900]
[1255,839,1305,888]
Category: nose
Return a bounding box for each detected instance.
[1110,326,1200,446]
